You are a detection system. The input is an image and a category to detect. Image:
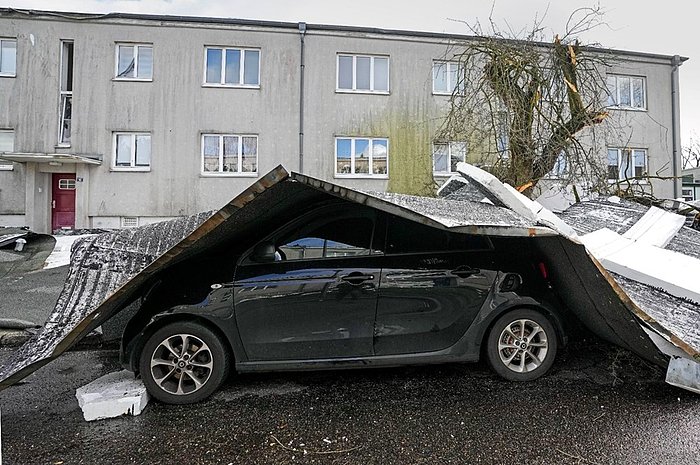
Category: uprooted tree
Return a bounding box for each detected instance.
[439,7,614,195]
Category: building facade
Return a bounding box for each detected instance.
[0,9,686,233]
[682,167,700,202]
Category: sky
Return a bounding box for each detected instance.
[4,0,698,146]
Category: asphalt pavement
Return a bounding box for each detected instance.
[0,338,698,465]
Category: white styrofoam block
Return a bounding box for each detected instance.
[456,162,578,239]
[456,162,537,221]
[581,228,700,304]
[622,206,686,248]
[665,357,700,395]
[75,370,149,421]
[502,183,579,240]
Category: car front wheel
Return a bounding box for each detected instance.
[486,308,558,381]
[139,321,230,404]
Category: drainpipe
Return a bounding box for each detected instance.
[671,54,683,199]
[298,22,307,173]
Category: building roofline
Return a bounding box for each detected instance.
[0,7,689,63]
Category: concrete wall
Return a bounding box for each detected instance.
[0,11,685,232]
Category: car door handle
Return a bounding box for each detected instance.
[341,273,374,284]
[451,266,480,278]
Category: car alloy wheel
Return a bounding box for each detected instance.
[486,308,558,381]
[149,333,213,396]
[140,321,230,404]
[496,319,549,374]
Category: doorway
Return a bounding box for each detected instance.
[51,173,76,231]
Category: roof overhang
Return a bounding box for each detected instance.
[0,152,102,165]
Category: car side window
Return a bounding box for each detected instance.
[385,216,492,254]
[278,217,374,261]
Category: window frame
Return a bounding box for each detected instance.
[432,60,461,95]
[681,187,694,202]
[336,54,390,94]
[111,132,152,172]
[114,43,153,81]
[606,74,647,111]
[334,136,389,179]
[432,141,467,176]
[607,147,648,182]
[202,46,261,88]
[200,133,259,177]
[0,129,14,171]
[0,38,17,77]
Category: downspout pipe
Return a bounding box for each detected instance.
[298,22,306,173]
[671,54,684,198]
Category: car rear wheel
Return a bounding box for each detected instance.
[139,321,230,404]
[486,308,558,381]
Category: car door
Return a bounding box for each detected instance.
[234,207,382,361]
[374,215,498,356]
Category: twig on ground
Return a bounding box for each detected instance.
[270,434,361,455]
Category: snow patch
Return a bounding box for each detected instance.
[44,234,95,269]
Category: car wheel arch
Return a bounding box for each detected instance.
[126,313,236,375]
[476,302,566,360]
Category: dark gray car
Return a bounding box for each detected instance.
[121,202,566,404]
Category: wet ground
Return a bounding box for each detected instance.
[1,339,698,465]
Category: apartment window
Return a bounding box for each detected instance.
[58,41,73,146]
[337,54,389,93]
[682,188,695,202]
[335,137,388,177]
[0,129,14,171]
[201,134,258,175]
[433,142,466,174]
[0,38,16,76]
[607,75,646,109]
[204,47,260,87]
[113,133,151,170]
[433,61,461,95]
[115,44,153,80]
[607,148,647,181]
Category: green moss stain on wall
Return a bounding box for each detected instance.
[345,106,436,197]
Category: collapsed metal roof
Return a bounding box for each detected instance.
[0,165,697,391]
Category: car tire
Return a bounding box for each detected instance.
[486,308,558,382]
[139,321,231,404]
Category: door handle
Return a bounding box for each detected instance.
[52,200,56,209]
[451,266,480,278]
[341,273,374,284]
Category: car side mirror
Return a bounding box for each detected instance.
[251,241,276,263]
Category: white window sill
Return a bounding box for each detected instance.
[606,105,647,112]
[111,167,151,172]
[112,77,153,82]
[55,144,71,149]
[0,166,14,171]
[433,172,458,177]
[0,73,16,78]
[201,83,260,89]
[200,172,259,178]
[334,174,389,180]
[335,89,390,95]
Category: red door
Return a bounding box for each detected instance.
[52,174,76,231]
